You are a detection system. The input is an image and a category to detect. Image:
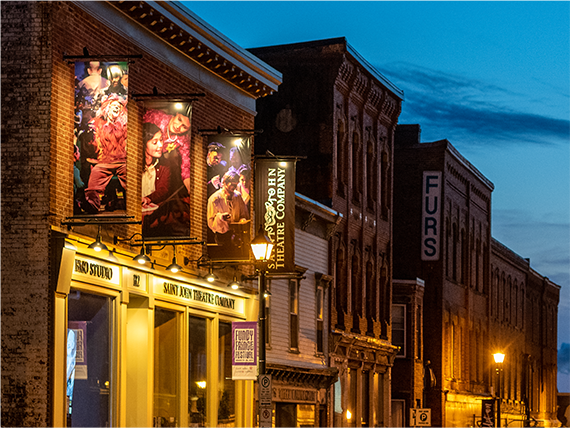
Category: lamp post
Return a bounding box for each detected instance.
[493,352,505,428]
[251,227,274,425]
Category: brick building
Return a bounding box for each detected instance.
[249,37,403,427]
[393,124,560,427]
[1,1,281,426]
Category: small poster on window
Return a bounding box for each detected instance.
[231,321,257,380]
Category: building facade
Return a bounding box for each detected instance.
[260,193,341,427]
[1,1,281,426]
[393,124,560,427]
[250,38,403,427]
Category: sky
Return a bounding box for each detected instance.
[183,1,570,391]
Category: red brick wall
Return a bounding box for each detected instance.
[48,2,254,261]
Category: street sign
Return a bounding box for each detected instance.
[258,374,272,406]
[259,405,272,427]
[410,408,431,426]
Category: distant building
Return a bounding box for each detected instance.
[393,124,560,427]
[250,38,403,426]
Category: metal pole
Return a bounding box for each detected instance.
[259,268,266,376]
[496,366,501,428]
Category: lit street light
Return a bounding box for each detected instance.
[251,227,274,426]
[493,352,505,428]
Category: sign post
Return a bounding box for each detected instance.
[258,374,272,427]
[410,408,431,427]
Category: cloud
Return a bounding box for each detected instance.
[560,343,570,375]
[380,62,570,147]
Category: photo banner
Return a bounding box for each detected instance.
[254,159,296,273]
[73,60,128,216]
[141,102,193,238]
[206,135,252,261]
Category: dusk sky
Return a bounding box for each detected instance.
[183,1,570,391]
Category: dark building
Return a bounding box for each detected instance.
[250,37,403,426]
[393,124,560,427]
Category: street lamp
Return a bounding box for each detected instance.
[251,226,273,426]
[251,227,273,375]
[493,352,505,428]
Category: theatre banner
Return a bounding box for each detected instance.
[481,399,495,427]
[206,135,252,261]
[141,102,193,238]
[255,158,296,273]
[73,60,128,216]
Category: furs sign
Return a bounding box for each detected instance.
[255,158,296,273]
[421,171,441,261]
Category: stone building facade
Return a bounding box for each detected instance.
[249,37,403,427]
[1,1,280,426]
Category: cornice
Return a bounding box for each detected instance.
[107,0,281,98]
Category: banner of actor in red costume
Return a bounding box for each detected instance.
[73,61,128,215]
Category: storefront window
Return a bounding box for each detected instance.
[297,404,315,427]
[189,316,207,426]
[154,308,179,427]
[218,321,235,426]
[67,291,111,427]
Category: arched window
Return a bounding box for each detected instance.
[366,140,377,210]
[336,120,347,196]
[352,131,362,202]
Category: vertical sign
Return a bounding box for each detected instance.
[232,321,257,380]
[421,171,442,261]
[255,159,296,273]
[141,102,193,237]
[74,61,128,216]
[206,135,252,260]
[481,399,495,427]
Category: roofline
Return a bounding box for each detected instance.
[417,139,495,192]
[250,37,404,100]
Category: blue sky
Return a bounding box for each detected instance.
[184,1,570,390]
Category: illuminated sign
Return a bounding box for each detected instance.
[153,277,244,314]
[72,256,120,286]
[255,159,296,272]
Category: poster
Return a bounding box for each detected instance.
[141,102,193,238]
[231,321,257,380]
[73,60,128,215]
[206,135,252,260]
[254,159,296,273]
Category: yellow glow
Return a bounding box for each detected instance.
[174,102,183,110]
[493,352,505,364]
[346,410,352,420]
[251,242,274,261]
[196,381,207,389]
[279,161,287,167]
[233,138,243,147]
